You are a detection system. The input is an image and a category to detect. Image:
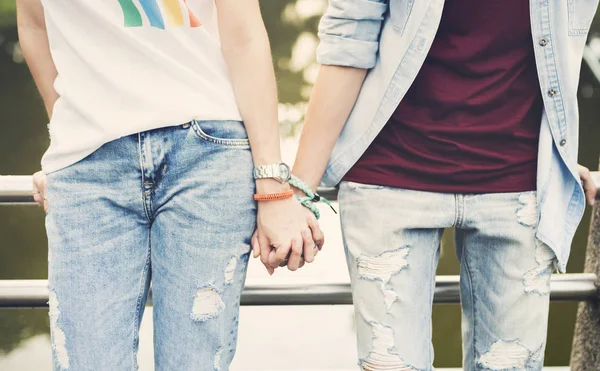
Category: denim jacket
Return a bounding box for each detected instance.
[317,0,599,271]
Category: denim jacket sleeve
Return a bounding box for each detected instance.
[316,0,388,69]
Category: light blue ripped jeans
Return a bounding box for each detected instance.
[45,120,256,371]
[339,181,556,371]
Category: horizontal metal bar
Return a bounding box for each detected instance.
[1,174,599,204]
[0,274,596,308]
[0,176,35,204]
[584,43,600,85]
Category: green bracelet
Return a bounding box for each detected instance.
[289,175,337,220]
[295,196,321,220]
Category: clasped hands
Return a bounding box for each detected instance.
[251,195,324,275]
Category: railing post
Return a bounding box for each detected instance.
[571,161,600,371]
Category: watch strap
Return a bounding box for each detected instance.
[253,164,278,180]
[253,163,291,183]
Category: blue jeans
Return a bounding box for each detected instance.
[339,181,556,371]
[45,121,256,371]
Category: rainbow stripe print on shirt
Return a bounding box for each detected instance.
[117,0,201,29]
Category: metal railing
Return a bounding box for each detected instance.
[1,174,599,204]
[0,274,596,309]
[0,174,599,308]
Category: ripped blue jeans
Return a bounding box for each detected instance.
[45,121,256,370]
[339,181,555,371]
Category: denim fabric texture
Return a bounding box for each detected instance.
[340,181,555,371]
[45,121,256,370]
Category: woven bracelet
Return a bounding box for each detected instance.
[254,190,295,201]
[289,175,337,219]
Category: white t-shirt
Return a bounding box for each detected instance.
[40,0,241,174]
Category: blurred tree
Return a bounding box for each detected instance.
[0,0,16,27]
[260,0,321,105]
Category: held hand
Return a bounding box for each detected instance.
[32,171,48,212]
[578,165,597,206]
[251,197,324,274]
[273,205,325,270]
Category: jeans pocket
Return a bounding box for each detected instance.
[190,120,250,148]
[389,0,415,35]
[567,0,597,36]
[341,180,386,190]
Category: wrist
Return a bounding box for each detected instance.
[252,155,282,168]
[255,178,291,193]
[292,187,305,197]
[290,173,318,194]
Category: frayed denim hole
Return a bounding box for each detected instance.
[224,256,237,285]
[356,246,410,312]
[516,193,538,228]
[478,340,544,371]
[359,321,422,371]
[49,290,70,370]
[523,241,555,295]
[190,285,225,322]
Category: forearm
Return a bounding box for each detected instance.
[217,0,282,189]
[292,65,367,191]
[221,36,281,168]
[17,0,58,118]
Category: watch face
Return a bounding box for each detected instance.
[279,163,291,181]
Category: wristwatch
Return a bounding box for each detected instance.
[253,163,292,183]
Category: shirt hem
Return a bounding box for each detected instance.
[41,116,243,175]
[341,174,538,194]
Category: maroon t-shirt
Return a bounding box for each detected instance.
[344,0,543,193]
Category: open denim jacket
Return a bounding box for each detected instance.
[317,0,599,271]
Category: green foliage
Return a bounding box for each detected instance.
[260,0,320,105]
[0,0,16,13]
[0,0,16,28]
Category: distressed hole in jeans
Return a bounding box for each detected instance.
[478,340,544,370]
[49,290,70,370]
[224,257,237,285]
[357,246,410,283]
[359,322,419,371]
[191,286,225,322]
[382,288,399,313]
[213,346,225,371]
[357,247,409,312]
[523,241,555,295]
[516,193,538,228]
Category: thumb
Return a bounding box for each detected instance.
[251,231,260,258]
